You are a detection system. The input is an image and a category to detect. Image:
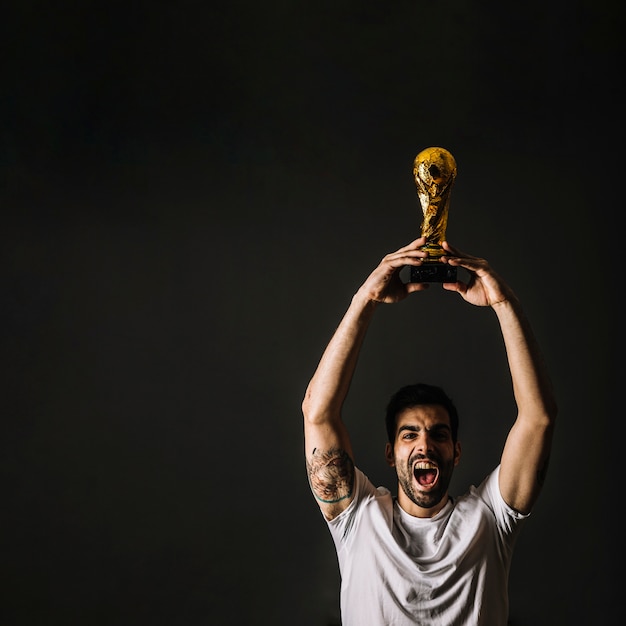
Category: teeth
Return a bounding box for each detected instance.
[414,462,436,470]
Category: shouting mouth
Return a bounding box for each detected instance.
[413,461,439,489]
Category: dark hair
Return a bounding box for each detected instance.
[385,383,459,445]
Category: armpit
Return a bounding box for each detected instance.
[307,447,355,504]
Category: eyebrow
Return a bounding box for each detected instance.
[398,424,451,434]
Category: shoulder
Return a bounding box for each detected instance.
[327,468,393,533]
[458,466,530,532]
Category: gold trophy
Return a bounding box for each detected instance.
[409,146,458,283]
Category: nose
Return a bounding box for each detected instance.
[416,432,434,454]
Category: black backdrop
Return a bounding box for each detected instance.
[2,1,622,624]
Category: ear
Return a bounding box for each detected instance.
[385,442,395,467]
[453,441,462,466]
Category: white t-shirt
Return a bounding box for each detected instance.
[326,465,528,626]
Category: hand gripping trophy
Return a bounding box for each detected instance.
[409,146,458,283]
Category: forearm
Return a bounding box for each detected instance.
[492,297,557,424]
[302,290,378,424]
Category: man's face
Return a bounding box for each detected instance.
[385,404,461,518]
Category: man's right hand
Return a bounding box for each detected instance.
[358,237,432,304]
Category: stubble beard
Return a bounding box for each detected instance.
[396,456,454,510]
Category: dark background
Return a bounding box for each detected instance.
[2,1,622,624]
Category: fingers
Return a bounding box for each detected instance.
[441,240,479,262]
[385,237,429,267]
[399,236,428,252]
[441,240,461,256]
[441,241,488,274]
[406,282,430,294]
[442,281,466,295]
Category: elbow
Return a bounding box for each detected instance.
[539,400,558,429]
[301,387,319,424]
[301,391,312,420]
[533,383,558,426]
[545,379,559,422]
[301,387,337,426]
[546,393,559,424]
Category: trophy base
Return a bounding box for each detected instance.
[410,263,457,283]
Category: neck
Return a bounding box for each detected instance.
[396,490,450,519]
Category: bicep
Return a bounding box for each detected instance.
[499,418,554,514]
[304,419,355,520]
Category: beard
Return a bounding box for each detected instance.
[396,453,455,510]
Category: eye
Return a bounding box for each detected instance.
[432,430,450,441]
[401,432,417,440]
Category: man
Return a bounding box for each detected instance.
[302,236,557,625]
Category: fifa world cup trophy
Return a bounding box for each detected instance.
[409,147,458,283]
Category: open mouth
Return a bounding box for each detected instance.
[413,461,439,488]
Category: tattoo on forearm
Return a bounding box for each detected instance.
[307,447,355,504]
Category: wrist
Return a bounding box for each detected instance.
[352,289,380,311]
[491,295,522,318]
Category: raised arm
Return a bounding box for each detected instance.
[302,238,430,520]
[443,242,558,514]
